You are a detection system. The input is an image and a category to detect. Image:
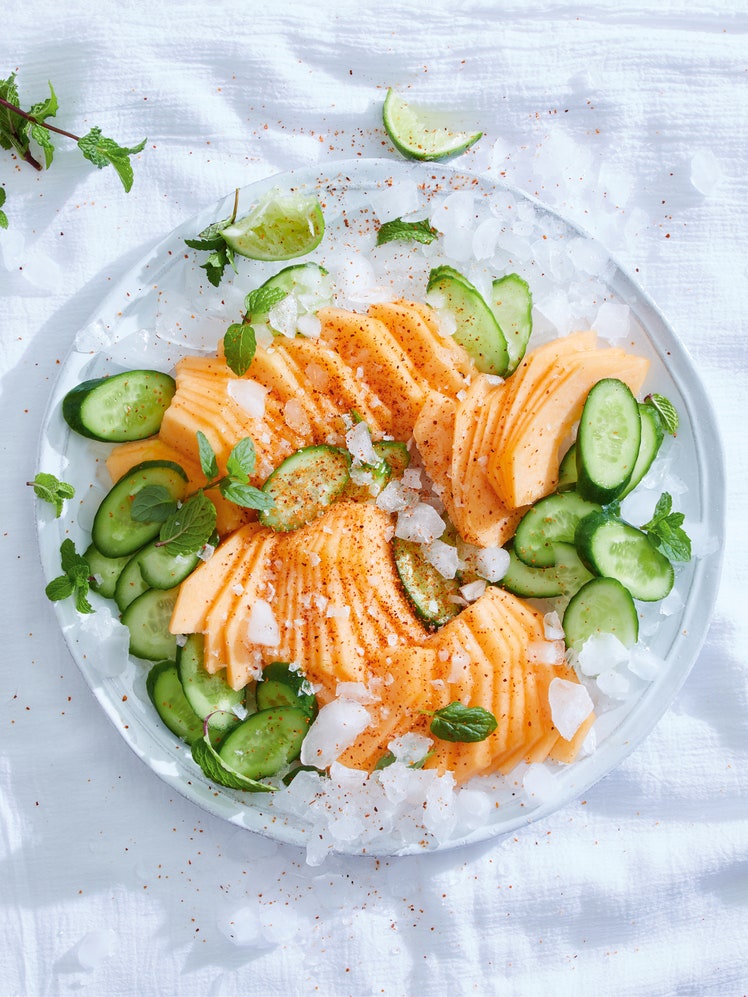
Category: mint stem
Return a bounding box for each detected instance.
[0,94,80,171]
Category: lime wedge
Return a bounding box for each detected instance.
[382,89,482,161]
[220,188,325,261]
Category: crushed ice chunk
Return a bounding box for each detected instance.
[522,763,559,803]
[577,632,630,677]
[72,928,117,971]
[596,668,631,700]
[474,546,510,582]
[388,732,432,765]
[300,699,371,768]
[246,599,280,646]
[459,579,486,603]
[628,645,663,681]
[543,611,564,640]
[228,378,269,419]
[593,301,630,343]
[548,677,594,740]
[422,539,459,579]
[394,502,446,544]
[346,420,379,466]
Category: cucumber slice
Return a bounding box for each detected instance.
[499,541,592,600]
[177,633,244,739]
[393,536,461,628]
[138,540,201,590]
[121,587,180,661]
[382,89,482,161]
[146,660,204,744]
[92,460,188,559]
[563,577,639,650]
[250,262,332,334]
[256,662,317,717]
[490,273,532,375]
[514,491,602,568]
[557,443,578,491]
[576,378,642,505]
[620,402,665,498]
[114,549,151,612]
[85,543,131,600]
[218,706,311,780]
[259,444,352,532]
[427,265,509,376]
[575,511,675,602]
[373,440,410,476]
[62,369,176,442]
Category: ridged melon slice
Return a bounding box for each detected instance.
[368,299,471,398]
[317,307,429,438]
[450,376,524,547]
[282,337,393,436]
[413,390,460,527]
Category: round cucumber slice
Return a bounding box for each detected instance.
[62,369,176,442]
[177,634,244,739]
[490,273,533,375]
[575,511,675,602]
[256,662,317,717]
[382,89,482,161]
[121,587,180,661]
[513,491,602,568]
[218,706,311,780]
[563,576,639,650]
[427,265,509,376]
[393,536,461,628]
[259,445,351,532]
[576,378,642,505]
[220,189,325,262]
[146,660,204,744]
[91,460,188,559]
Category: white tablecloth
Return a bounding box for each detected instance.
[2,2,746,995]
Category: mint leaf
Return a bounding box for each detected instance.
[646,394,679,435]
[0,73,28,159]
[185,217,237,287]
[219,479,274,511]
[28,81,58,169]
[244,284,287,319]
[226,436,256,482]
[45,575,74,602]
[159,491,217,557]
[0,187,7,229]
[425,702,497,743]
[376,217,439,246]
[130,484,177,523]
[224,322,257,376]
[46,539,94,614]
[641,492,692,562]
[30,472,75,517]
[77,127,147,193]
[196,431,219,481]
[191,729,274,793]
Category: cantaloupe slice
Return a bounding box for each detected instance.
[368,299,471,399]
[487,340,650,508]
[412,390,461,527]
[450,376,525,548]
[317,307,428,438]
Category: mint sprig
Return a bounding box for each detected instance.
[423,702,498,743]
[130,484,176,524]
[376,216,439,246]
[641,492,692,562]
[0,72,145,225]
[185,191,240,287]
[29,472,75,517]
[45,539,93,614]
[197,433,274,512]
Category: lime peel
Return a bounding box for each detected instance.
[383,89,483,162]
[220,188,325,262]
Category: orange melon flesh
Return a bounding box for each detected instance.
[488,345,650,508]
[450,376,524,548]
[367,299,471,399]
[317,307,428,439]
[412,390,461,527]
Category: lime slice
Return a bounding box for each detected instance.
[382,89,482,161]
[220,188,325,261]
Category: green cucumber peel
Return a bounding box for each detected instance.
[191,717,275,793]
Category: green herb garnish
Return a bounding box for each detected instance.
[45,539,93,614]
[424,702,498,743]
[0,72,145,225]
[191,722,274,793]
[157,490,217,557]
[184,191,240,287]
[641,492,692,562]
[646,393,679,435]
[29,472,74,517]
[376,217,439,246]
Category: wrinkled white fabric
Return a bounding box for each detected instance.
[1,2,746,995]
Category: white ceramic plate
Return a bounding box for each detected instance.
[37,159,725,859]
